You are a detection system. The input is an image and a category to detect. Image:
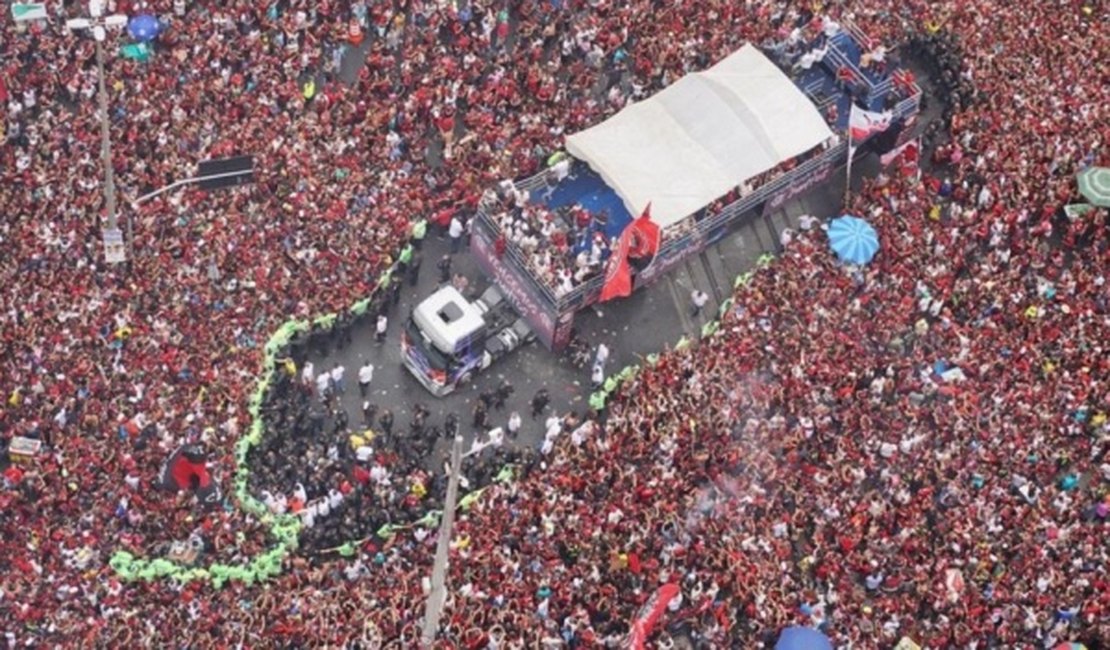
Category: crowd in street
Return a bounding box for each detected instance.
[0,0,1107,646]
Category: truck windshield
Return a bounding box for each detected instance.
[405,318,454,371]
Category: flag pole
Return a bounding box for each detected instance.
[844,143,854,206]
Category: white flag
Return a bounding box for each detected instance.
[848,104,893,141]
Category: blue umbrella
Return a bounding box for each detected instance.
[827,214,879,265]
[776,626,833,650]
[128,14,161,42]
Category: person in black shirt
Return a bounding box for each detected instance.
[531,388,550,418]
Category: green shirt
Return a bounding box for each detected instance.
[412,219,427,240]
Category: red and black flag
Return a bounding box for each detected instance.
[599,204,660,302]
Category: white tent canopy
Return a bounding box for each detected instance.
[565,44,833,227]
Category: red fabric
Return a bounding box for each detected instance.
[600,208,655,302]
[627,583,681,649]
[170,456,211,491]
[626,203,661,259]
[598,235,632,302]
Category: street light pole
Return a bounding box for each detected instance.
[420,435,464,646]
[66,0,128,262]
[95,38,117,232]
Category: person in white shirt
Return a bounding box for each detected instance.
[594,342,610,368]
[591,363,605,390]
[487,427,504,449]
[551,157,571,182]
[375,314,388,344]
[507,411,522,438]
[780,228,794,248]
[545,413,562,439]
[690,289,709,317]
[315,372,331,401]
[329,364,346,394]
[301,360,315,387]
[448,215,465,253]
[358,362,374,396]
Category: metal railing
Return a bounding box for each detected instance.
[473,211,562,308]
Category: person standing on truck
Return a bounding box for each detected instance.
[437,254,452,284]
[531,388,550,418]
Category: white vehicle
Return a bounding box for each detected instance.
[401,284,533,396]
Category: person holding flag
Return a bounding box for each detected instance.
[598,203,661,303]
[845,103,894,199]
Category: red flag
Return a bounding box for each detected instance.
[627,583,681,649]
[598,228,633,303]
[880,137,920,166]
[599,203,658,302]
[627,203,660,260]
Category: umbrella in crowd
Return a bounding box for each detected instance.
[827,214,880,265]
[1053,644,1088,650]
[775,626,833,650]
[1076,166,1110,207]
[128,14,161,42]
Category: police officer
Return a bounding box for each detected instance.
[494,379,514,410]
[444,412,460,438]
[362,401,377,427]
[531,388,550,419]
[472,400,489,429]
[378,409,394,436]
[411,217,428,250]
[407,250,422,286]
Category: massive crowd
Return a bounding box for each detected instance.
[0,0,1106,647]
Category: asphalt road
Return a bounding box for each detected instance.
[306,174,850,467]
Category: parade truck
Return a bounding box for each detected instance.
[469,30,920,352]
[406,21,920,395]
[401,284,534,396]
